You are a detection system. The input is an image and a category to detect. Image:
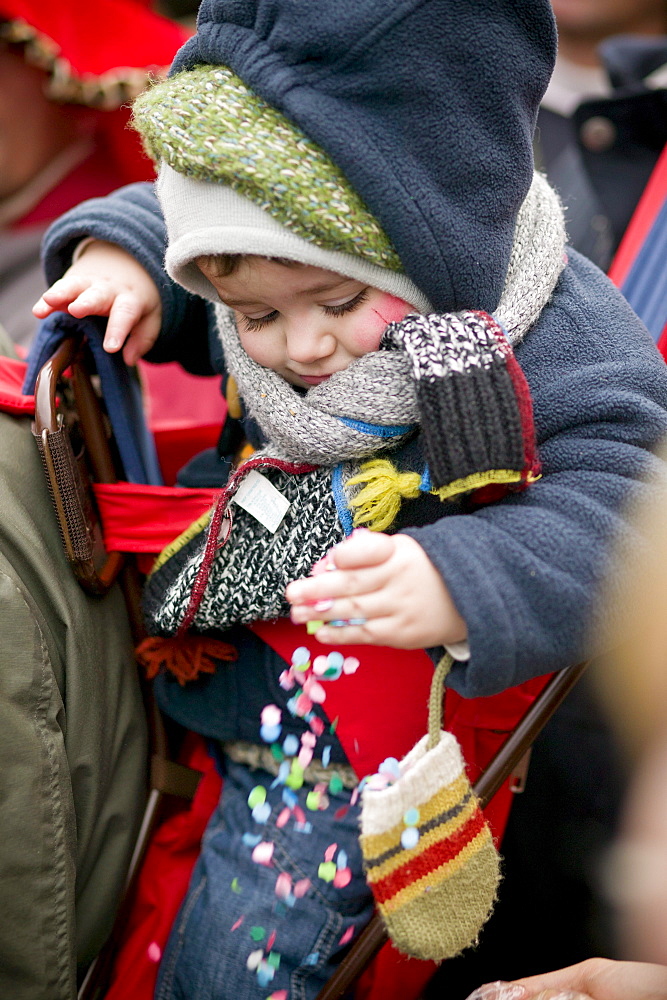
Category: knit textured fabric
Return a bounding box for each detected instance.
[360,729,499,961]
[133,65,401,271]
[154,165,431,313]
[143,175,565,638]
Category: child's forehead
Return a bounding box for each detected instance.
[203,255,362,295]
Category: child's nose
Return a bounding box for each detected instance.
[285,322,336,364]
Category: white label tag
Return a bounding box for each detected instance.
[232,470,291,533]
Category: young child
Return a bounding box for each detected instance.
[31,1,667,997]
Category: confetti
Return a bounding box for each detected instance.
[343,656,360,674]
[339,926,355,946]
[293,878,311,898]
[312,655,329,676]
[267,951,281,969]
[268,992,288,1000]
[252,802,272,824]
[252,841,275,866]
[279,670,295,691]
[276,806,291,828]
[285,762,304,790]
[301,731,317,748]
[404,807,420,826]
[260,723,282,743]
[318,861,337,882]
[298,746,314,770]
[309,716,325,737]
[329,774,343,795]
[291,646,310,666]
[231,916,244,932]
[378,757,400,780]
[231,877,242,894]
[306,620,323,634]
[333,867,352,888]
[304,952,320,966]
[322,746,332,767]
[282,734,299,756]
[324,843,338,863]
[243,833,262,848]
[305,790,320,811]
[247,949,263,971]
[257,961,275,987]
[304,679,326,704]
[337,849,348,869]
[400,827,420,849]
[275,872,292,899]
[147,942,162,963]
[261,705,282,727]
[248,786,267,809]
[250,926,266,942]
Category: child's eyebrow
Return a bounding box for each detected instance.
[296,278,359,296]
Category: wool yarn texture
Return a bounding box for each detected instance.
[143,174,565,638]
[359,654,500,960]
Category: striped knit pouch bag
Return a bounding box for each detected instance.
[359,655,501,961]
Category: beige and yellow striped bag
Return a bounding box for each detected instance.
[360,655,501,961]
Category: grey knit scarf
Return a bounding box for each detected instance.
[144,173,565,637]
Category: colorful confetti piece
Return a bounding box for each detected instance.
[400,826,420,849]
[252,841,275,866]
[339,926,355,946]
[147,942,161,963]
[318,861,337,882]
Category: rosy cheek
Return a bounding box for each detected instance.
[350,294,412,352]
[372,293,413,326]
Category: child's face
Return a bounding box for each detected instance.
[198,256,412,389]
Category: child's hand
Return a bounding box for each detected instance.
[33,240,162,366]
[285,529,467,649]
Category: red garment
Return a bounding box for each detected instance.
[104,620,551,1000]
[0,364,551,997]
[0,0,188,189]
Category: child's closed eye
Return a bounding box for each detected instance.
[322,289,369,316]
[238,310,279,331]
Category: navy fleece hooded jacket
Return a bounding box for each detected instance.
[39,0,667,699]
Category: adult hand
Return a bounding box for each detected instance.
[465,958,667,1000]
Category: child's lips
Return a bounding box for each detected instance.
[298,373,333,385]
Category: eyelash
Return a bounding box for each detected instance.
[239,289,369,332]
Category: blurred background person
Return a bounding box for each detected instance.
[0,0,188,350]
[538,0,667,270]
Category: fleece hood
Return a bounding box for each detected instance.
[169,0,557,314]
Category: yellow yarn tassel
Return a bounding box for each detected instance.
[346,459,422,532]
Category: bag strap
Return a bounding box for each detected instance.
[427,654,454,749]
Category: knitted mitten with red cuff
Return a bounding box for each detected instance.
[381,310,539,503]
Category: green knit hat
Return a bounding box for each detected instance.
[132,64,402,272]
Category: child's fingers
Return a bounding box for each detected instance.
[312,614,425,649]
[32,275,96,316]
[121,310,162,365]
[102,292,148,353]
[285,562,389,607]
[329,529,394,569]
[290,589,389,626]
